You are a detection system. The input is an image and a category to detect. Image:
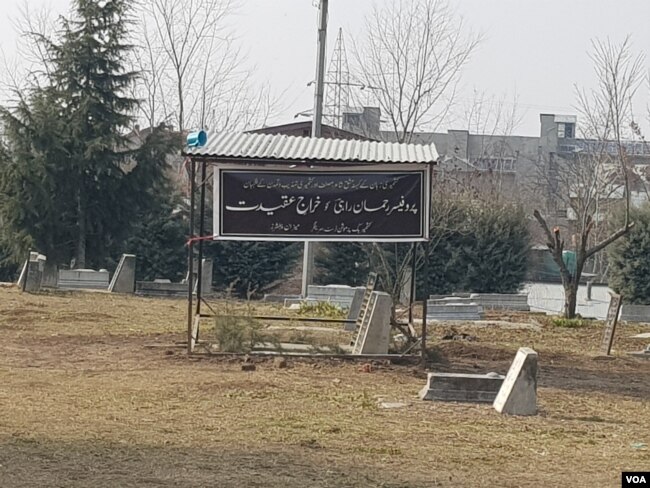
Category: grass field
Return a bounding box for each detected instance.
[0,286,649,487]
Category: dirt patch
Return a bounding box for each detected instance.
[1,287,649,487]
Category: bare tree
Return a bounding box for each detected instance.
[447,90,526,200]
[135,0,276,133]
[143,0,236,131]
[0,1,56,99]
[533,37,644,318]
[131,15,171,128]
[353,0,480,143]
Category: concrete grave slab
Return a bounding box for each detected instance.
[419,372,505,403]
[426,302,484,321]
[493,347,538,416]
[58,269,109,290]
[307,285,365,309]
[136,281,187,297]
[620,304,650,324]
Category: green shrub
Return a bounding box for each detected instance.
[213,314,275,353]
[549,317,588,328]
[297,301,346,319]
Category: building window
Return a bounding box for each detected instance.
[558,122,575,139]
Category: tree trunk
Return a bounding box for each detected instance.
[563,280,578,319]
[177,79,184,132]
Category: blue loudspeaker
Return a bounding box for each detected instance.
[187,130,207,148]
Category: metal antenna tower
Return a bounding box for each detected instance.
[324,28,350,128]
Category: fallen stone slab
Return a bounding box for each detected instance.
[493,347,538,416]
[419,372,505,403]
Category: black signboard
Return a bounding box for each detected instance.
[216,168,429,241]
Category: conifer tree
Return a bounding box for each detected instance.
[0,0,176,269]
[609,205,650,304]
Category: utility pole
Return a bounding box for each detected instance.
[302,0,328,297]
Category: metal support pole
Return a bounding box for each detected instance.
[187,159,196,354]
[302,0,329,297]
[421,240,430,366]
[408,242,417,324]
[311,0,328,138]
[196,161,207,318]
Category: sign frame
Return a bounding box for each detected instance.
[212,162,431,242]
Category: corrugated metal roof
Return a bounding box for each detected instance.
[184,131,438,164]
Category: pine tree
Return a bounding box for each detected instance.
[124,187,187,282]
[458,205,530,293]
[609,205,650,304]
[0,0,175,269]
[315,243,370,286]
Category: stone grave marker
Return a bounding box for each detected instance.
[200,258,213,295]
[23,253,46,292]
[493,347,538,416]
[109,254,136,293]
[351,291,392,355]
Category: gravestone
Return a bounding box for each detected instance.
[345,287,367,330]
[419,372,505,403]
[600,292,622,356]
[23,253,46,292]
[200,258,213,295]
[493,347,538,416]
[109,254,136,293]
[351,291,392,355]
[41,262,58,288]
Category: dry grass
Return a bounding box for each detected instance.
[0,287,649,487]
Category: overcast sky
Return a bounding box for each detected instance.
[2,0,650,136]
